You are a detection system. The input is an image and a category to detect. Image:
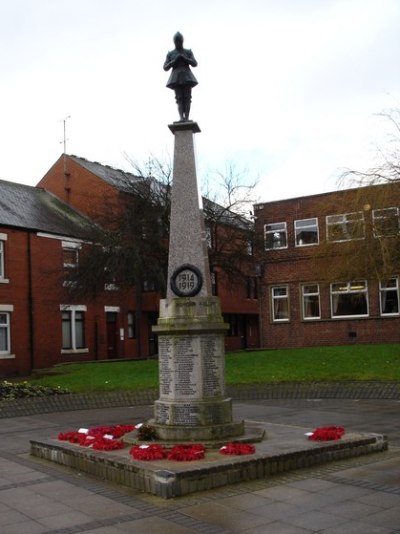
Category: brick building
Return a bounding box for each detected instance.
[37,154,259,355]
[0,155,259,377]
[0,179,102,376]
[1,161,258,377]
[255,182,400,348]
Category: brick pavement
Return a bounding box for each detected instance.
[0,397,399,533]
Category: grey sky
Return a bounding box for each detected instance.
[1,0,399,202]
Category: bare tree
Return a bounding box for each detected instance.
[313,108,400,282]
[202,162,260,287]
[64,157,259,353]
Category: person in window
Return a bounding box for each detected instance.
[164,32,198,122]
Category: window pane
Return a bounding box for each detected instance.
[381,278,397,289]
[273,287,287,297]
[75,312,85,348]
[303,284,319,294]
[0,329,8,351]
[380,278,399,315]
[273,298,289,320]
[373,208,399,237]
[295,218,319,246]
[349,281,366,291]
[381,290,399,314]
[0,241,4,278]
[63,249,78,267]
[327,212,365,242]
[332,282,348,293]
[302,284,320,319]
[62,312,72,349]
[0,313,9,352]
[265,223,287,250]
[334,294,367,316]
[272,286,289,321]
[127,312,135,339]
[303,295,320,318]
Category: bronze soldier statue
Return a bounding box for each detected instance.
[164,32,198,121]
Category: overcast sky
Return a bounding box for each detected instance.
[1,0,399,203]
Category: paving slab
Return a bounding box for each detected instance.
[0,397,399,533]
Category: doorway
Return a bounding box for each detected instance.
[106,312,119,359]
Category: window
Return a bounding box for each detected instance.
[373,208,399,237]
[0,240,4,279]
[326,212,365,242]
[302,284,320,319]
[295,218,319,246]
[142,280,156,292]
[246,277,258,299]
[0,233,8,282]
[61,305,86,351]
[264,222,287,250]
[271,285,289,321]
[380,278,399,316]
[331,281,368,318]
[224,314,239,336]
[0,313,11,355]
[62,241,81,268]
[127,311,136,338]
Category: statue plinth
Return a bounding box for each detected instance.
[151,297,243,441]
[148,121,244,443]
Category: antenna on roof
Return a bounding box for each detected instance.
[60,115,71,201]
[60,115,71,154]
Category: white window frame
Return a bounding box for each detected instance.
[60,304,88,353]
[127,311,135,339]
[0,233,9,283]
[0,304,14,359]
[62,241,81,268]
[330,281,369,318]
[372,207,400,238]
[264,222,288,250]
[379,277,400,316]
[271,285,290,322]
[294,218,319,247]
[301,283,321,320]
[326,212,365,242]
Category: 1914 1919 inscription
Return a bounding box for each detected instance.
[170,264,203,297]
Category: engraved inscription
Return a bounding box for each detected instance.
[201,335,223,397]
[158,337,174,396]
[174,403,199,426]
[175,337,198,397]
[176,270,198,293]
[155,402,170,424]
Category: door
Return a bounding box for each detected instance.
[106,312,119,359]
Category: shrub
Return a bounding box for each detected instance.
[0,381,70,401]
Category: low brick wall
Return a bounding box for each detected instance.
[1,381,399,418]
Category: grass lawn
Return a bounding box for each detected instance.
[29,344,400,393]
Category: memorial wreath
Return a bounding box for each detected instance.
[307,426,345,441]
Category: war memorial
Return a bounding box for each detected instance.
[31,33,387,498]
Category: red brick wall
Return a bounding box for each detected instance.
[38,155,260,353]
[38,155,119,223]
[255,184,400,349]
[0,229,32,375]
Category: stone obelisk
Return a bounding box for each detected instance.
[152,120,244,441]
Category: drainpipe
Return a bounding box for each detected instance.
[27,232,35,373]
